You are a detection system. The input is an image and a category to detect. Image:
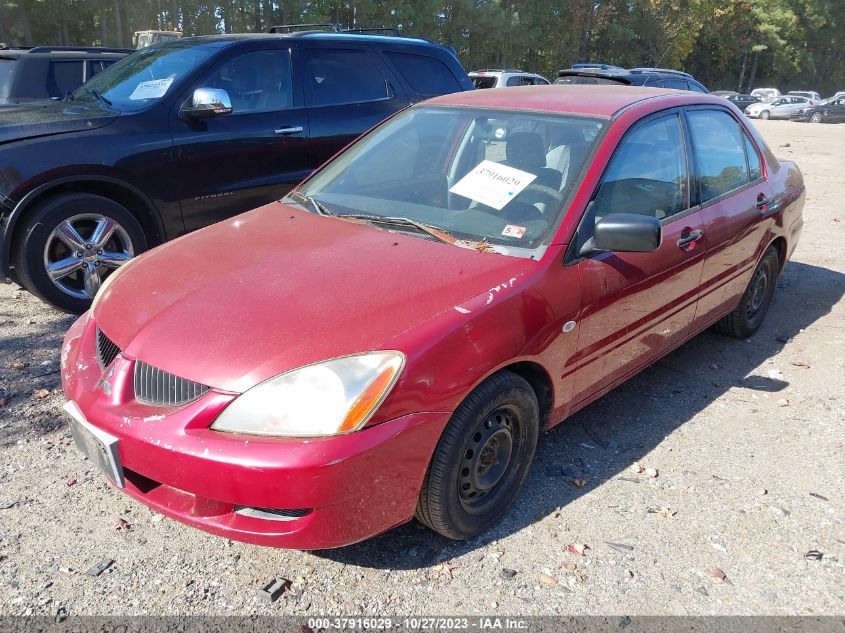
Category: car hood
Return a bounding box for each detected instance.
[0,100,118,144]
[94,202,535,393]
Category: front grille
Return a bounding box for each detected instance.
[134,360,209,407]
[96,328,121,369]
[234,506,312,521]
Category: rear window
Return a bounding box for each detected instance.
[0,59,16,100]
[47,60,84,98]
[384,52,461,95]
[304,48,389,106]
[472,76,497,89]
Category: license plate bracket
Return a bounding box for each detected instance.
[64,401,125,488]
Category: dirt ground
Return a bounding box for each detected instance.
[0,120,843,618]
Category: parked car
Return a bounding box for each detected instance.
[750,88,781,103]
[786,90,821,103]
[133,30,182,49]
[61,85,804,549]
[829,91,845,100]
[0,45,131,105]
[0,30,473,312]
[712,90,738,97]
[554,66,709,93]
[725,93,761,111]
[469,69,551,89]
[745,95,810,119]
[792,96,845,123]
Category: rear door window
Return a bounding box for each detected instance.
[47,60,84,98]
[661,77,689,90]
[86,60,115,80]
[686,109,749,202]
[304,48,389,107]
[506,75,533,86]
[0,59,17,100]
[743,132,763,181]
[383,51,461,96]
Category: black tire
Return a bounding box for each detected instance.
[416,371,539,540]
[12,193,148,314]
[760,110,771,120]
[715,246,780,338]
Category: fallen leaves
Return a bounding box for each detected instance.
[539,573,558,585]
[32,389,50,399]
[566,543,590,556]
[804,550,823,561]
[112,518,131,531]
[790,360,811,369]
[572,478,588,488]
[630,463,658,478]
[437,560,457,579]
[0,398,6,408]
[708,567,727,582]
[777,398,790,407]
[563,562,577,571]
[10,361,28,370]
[647,507,677,518]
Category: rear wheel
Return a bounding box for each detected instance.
[715,246,780,338]
[809,112,823,123]
[760,110,771,120]
[415,371,539,540]
[13,193,147,313]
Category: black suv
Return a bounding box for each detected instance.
[0,31,473,312]
[554,64,709,93]
[0,45,131,104]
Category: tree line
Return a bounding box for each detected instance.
[1,0,842,95]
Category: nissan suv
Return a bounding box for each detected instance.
[0,30,473,312]
[0,45,131,104]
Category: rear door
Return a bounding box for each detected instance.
[685,107,774,328]
[301,44,406,168]
[570,111,705,406]
[170,44,311,230]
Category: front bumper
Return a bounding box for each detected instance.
[61,315,448,549]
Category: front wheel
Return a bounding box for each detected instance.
[809,112,823,123]
[13,193,148,313]
[715,246,780,338]
[415,371,539,540]
[760,110,771,120]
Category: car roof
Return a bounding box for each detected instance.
[176,31,444,48]
[426,84,723,118]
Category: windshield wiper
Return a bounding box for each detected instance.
[287,191,333,216]
[336,213,455,245]
[84,88,113,107]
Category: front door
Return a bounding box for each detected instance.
[571,111,706,406]
[171,46,312,231]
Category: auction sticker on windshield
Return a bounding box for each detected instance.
[449,160,537,210]
[129,78,174,100]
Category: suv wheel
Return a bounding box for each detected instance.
[415,371,539,540]
[809,112,823,123]
[760,110,771,120]
[13,193,147,313]
[715,246,779,338]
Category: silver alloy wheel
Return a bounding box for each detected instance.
[810,112,823,123]
[760,110,770,120]
[42,213,134,300]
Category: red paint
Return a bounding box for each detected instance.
[62,86,804,548]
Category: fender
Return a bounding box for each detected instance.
[1,174,167,278]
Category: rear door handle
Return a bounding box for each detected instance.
[274,126,303,135]
[677,229,703,249]
[756,193,779,214]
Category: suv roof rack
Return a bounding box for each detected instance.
[342,27,402,36]
[268,23,343,33]
[472,68,523,73]
[0,44,32,51]
[629,67,692,78]
[27,45,133,54]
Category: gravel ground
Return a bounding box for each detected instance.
[0,120,843,618]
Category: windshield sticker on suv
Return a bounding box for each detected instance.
[129,78,174,100]
[449,160,537,210]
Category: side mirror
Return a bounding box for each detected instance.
[183,88,232,118]
[590,212,662,253]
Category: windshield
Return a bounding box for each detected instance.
[0,59,16,101]
[292,106,605,258]
[471,76,497,89]
[69,42,218,112]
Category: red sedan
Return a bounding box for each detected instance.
[61,85,805,549]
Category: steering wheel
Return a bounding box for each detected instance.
[519,183,565,208]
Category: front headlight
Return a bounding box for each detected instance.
[210,352,405,437]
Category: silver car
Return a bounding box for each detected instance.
[469,69,551,89]
[745,96,810,119]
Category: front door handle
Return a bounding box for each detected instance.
[756,192,778,214]
[677,229,703,250]
[274,126,303,135]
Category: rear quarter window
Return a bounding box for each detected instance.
[47,60,84,98]
[384,51,462,96]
